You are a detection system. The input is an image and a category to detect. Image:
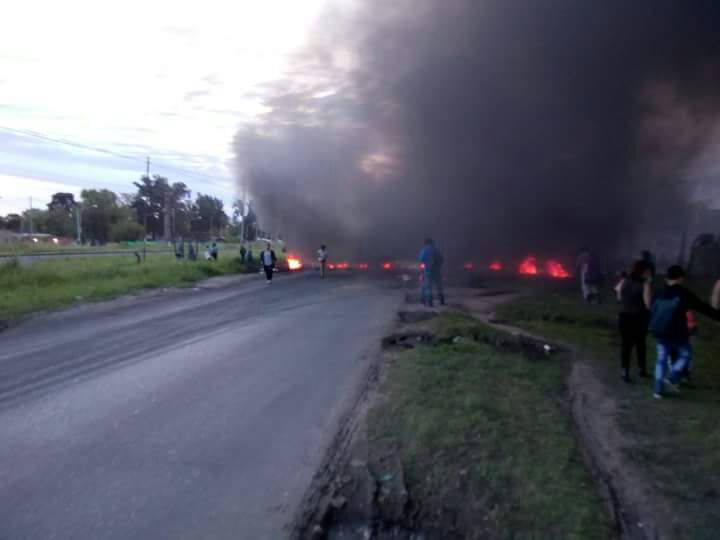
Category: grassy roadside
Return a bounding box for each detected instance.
[0,240,262,256]
[367,313,611,538]
[0,253,247,323]
[496,279,720,539]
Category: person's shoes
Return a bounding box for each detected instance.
[663,378,680,394]
[440,299,446,306]
[266,280,271,283]
[653,393,663,399]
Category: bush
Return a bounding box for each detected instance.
[110,221,144,242]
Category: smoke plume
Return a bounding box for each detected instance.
[234,0,720,260]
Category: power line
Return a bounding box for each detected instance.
[0,124,234,189]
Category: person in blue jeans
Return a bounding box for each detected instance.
[649,265,720,398]
[418,237,445,307]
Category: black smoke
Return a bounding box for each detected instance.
[234,0,720,260]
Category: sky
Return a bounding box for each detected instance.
[0,0,329,215]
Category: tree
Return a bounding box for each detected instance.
[131,175,191,239]
[47,192,76,213]
[1,214,23,232]
[110,220,144,242]
[43,192,77,238]
[46,208,75,238]
[81,189,120,244]
[22,208,49,234]
[191,194,228,239]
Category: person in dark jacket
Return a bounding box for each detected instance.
[259,242,277,283]
[418,238,445,307]
[650,265,720,398]
[615,260,652,382]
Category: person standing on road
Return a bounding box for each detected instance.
[649,265,720,398]
[418,238,445,307]
[210,242,219,261]
[615,260,652,383]
[430,242,445,306]
[318,244,328,278]
[239,244,247,263]
[260,242,277,283]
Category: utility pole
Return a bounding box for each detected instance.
[143,156,150,262]
[75,203,82,244]
[29,196,34,235]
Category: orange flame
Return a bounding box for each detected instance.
[518,256,538,275]
[336,262,350,270]
[288,256,303,271]
[545,260,570,278]
[382,262,393,270]
[489,261,503,271]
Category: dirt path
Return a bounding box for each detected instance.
[458,288,674,540]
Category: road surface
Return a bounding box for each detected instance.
[0,272,402,539]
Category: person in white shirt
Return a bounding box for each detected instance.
[317,244,328,278]
[260,242,277,283]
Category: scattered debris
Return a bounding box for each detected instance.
[398,311,437,323]
[382,332,435,350]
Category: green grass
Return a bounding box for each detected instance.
[369,314,611,539]
[0,240,277,256]
[496,279,720,539]
[0,241,172,255]
[0,253,246,322]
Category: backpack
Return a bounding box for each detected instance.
[649,296,682,338]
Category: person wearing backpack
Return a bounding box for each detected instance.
[649,265,720,398]
[615,260,652,383]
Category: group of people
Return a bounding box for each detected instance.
[311,239,446,308]
[615,256,720,398]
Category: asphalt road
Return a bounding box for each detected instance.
[0,272,402,539]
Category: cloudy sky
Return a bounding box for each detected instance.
[0,0,329,215]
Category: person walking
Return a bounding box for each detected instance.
[210,242,219,261]
[317,244,328,278]
[615,260,652,382]
[259,242,277,283]
[649,265,720,398]
[239,244,247,263]
[582,252,603,303]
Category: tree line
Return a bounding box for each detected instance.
[0,175,259,244]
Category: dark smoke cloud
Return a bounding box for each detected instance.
[234,0,720,260]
